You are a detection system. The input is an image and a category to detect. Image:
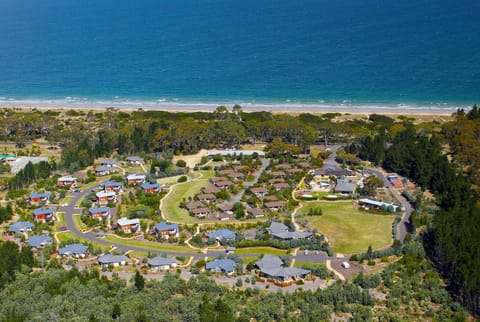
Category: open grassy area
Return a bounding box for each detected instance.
[53,213,66,232]
[161,170,215,224]
[72,214,88,231]
[235,247,289,256]
[297,201,394,254]
[56,231,110,251]
[104,235,194,253]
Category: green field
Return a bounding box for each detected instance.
[235,247,289,256]
[297,201,394,254]
[161,170,216,223]
[72,214,88,231]
[104,235,194,253]
[56,231,110,251]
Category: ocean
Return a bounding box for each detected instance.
[0,0,479,111]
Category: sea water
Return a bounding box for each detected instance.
[0,0,479,111]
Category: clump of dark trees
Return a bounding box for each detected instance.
[350,107,480,316]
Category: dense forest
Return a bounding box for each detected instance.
[353,107,480,316]
[0,106,479,317]
[0,241,468,321]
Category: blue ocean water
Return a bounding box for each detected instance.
[0,0,479,110]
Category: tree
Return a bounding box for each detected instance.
[134,270,145,291]
[362,176,384,196]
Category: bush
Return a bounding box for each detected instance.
[176,160,187,167]
[177,176,188,183]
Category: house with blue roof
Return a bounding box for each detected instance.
[141,182,161,193]
[32,207,55,223]
[255,255,310,285]
[101,180,124,192]
[95,166,117,176]
[88,206,111,220]
[206,259,236,275]
[148,257,181,270]
[207,229,236,242]
[8,221,34,234]
[58,243,88,258]
[28,235,53,248]
[98,254,128,267]
[154,221,179,239]
[126,156,144,164]
[28,192,50,205]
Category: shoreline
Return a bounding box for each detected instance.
[0,101,462,116]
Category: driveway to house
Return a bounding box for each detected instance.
[362,168,413,242]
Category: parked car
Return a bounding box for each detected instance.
[59,226,67,231]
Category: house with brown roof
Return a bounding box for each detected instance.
[247,207,264,218]
[287,168,303,174]
[217,203,233,214]
[276,163,292,170]
[250,186,268,197]
[273,182,290,191]
[186,201,204,211]
[264,201,285,211]
[271,171,286,177]
[192,207,212,218]
[196,193,216,203]
[264,195,279,202]
[202,185,221,194]
[268,178,285,184]
[217,169,234,176]
[210,177,228,184]
[233,165,249,172]
[215,180,234,188]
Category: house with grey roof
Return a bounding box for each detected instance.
[206,259,236,275]
[32,207,55,223]
[148,257,180,270]
[28,192,51,205]
[207,229,236,242]
[100,159,120,167]
[58,243,88,258]
[98,254,128,267]
[28,235,53,248]
[266,221,313,240]
[255,255,310,284]
[141,182,161,193]
[88,206,111,220]
[8,221,34,234]
[192,207,212,218]
[247,207,264,218]
[101,180,124,191]
[95,166,117,176]
[334,179,357,195]
[126,156,144,164]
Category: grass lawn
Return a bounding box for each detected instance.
[61,196,72,205]
[104,235,194,253]
[241,256,260,264]
[161,170,216,224]
[297,201,393,254]
[56,231,110,251]
[72,214,88,231]
[294,261,327,269]
[54,213,66,232]
[235,247,289,256]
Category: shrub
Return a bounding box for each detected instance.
[177,176,188,183]
[176,160,187,167]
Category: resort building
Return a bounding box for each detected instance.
[28,235,53,248]
[8,221,34,234]
[154,221,180,239]
[87,206,111,220]
[117,217,141,234]
[96,191,116,205]
[58,243,88,258]
[98,254,128,267]
[32,208,55,223]
[100,180,123,192]
[141,182,161,193]
[126,156,144,164]
[126,173,146,185]
[255,255,310,285]
[28,192,50,205]
[148,257,180,271]
[57,175,77,187]
[95,166,117,176]
[205,259,236,275]
[207,229,236,242]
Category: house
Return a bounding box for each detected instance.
[101,180,123,192]
[266,221,313,240]
[272,182,290,191]
[250,186,268,197]
[126,173,146,185]
[28,235,53,248]
[32,208,55,223]
[8,221,34,234]
[276,163,292,170]
[202,185,221,194]
[185,201,204,211]
[334,179,357,195]
[209,177,228,185]
[215,180,234,188]
[117,217,141,234]
[126,156,144,164]
[96,191,116,205]
[268,178,285,184]
[206,259,236,275]
[192,207,212,218]
[148,257,180,270]
[141,182,161,193]
[57,175,77,187]
[359,198,400,212]
[315,165,353,177]
[217,213,232,221]
[218,169,234,176]
[28,192,50,205]
[232,165,249,172]
[225,246,236,255]
[100,159,120,168]
[271,171,286,177]
[88,206,111,220]
[98,254,128,267]
[217,203,233,214]
[154,221,179,239]
[247,207,264,218]
[264,201,285,211]
[229,172,245,180]
[95,166,117,176]
[58,243,88,258]
[297,162,311,169]
[207,150,265,157]
[287,168,303,174]
[207,229,236,242]
[196,193,216,203]
[255,255,310,284]
[264,195,279,202]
